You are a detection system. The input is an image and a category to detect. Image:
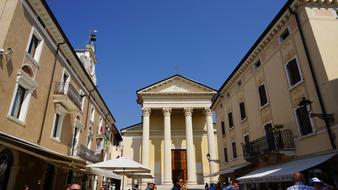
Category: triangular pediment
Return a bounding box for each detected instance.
[137,75,216,94]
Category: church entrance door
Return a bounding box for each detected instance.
[171,149,187,182]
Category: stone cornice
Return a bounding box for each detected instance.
[139,92,216,96]
[138,76,215,94]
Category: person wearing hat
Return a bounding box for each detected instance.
[287,172,314,190]
[309,177,332,190]
[144,179,155,190]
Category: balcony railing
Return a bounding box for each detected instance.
[242,129,295,160]
[54,82,82,110]
[76,144,102,163]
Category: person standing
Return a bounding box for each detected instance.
[287,172,314,190]
[224,180,239,190]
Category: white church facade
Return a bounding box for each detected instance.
[121,75,219,189]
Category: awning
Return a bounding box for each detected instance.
[86,168,121,180]
[0,131,86,169]
[238,153,337,183]
[205,162,250,177]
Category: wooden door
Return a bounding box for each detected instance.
[171,149,187,182]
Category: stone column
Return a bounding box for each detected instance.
[205,108,218,183]
[184,107,197,185]
[142,107,151,167]
[163,107,172,185]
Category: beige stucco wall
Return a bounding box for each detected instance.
[214,4,338,171]
[0,0,119,162]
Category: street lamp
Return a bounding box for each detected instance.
[206,153,219,163]
[298,97,335,124]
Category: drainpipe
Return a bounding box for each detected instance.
[288,7,336,149]
[37,42,65,145]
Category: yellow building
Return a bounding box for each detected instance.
[0,0,122,189]
[121,75,219,189]
[212,0,338,189]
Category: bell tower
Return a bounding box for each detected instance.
[76,30,98,85]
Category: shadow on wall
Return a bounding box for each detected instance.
[195,136,204,184]
[152,139,162,185]
[131,138,141,161]
[61,114,73,147]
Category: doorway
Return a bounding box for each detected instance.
[171,149,187,182]
[264,123,276,151]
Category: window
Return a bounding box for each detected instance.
[232,142,237,159]
[244,135,250,145]
[255,59,261,68]
[228,112,234,128]
[8,70,36,123]
[87,135,92,148]
[258,84,268,107]
[280,28,290,42]
[26,28,43,62]
[223,148,228,162]
[79,90,85,111]
[221,121,226,135]
[28,35,40,58]
[98,117,103,134]
[285,58,302,87]
[239,102,247,120]
[52,113,64,139]
[10,85,26,119]
[295,107,313,136]
[237,80,242,88]
[71,127,80,155]
[87,127,93,148]
[90,106,95,122]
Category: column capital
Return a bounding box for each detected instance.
[184,107,193,116]
[162,107,172,116]
[204,108,212,116]
[142,107,151,117]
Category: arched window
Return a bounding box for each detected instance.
[21,65,34,78]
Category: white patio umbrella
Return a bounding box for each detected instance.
[87,157,150,190]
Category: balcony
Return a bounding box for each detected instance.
[76,144,102,163]
[242,129,296,161]
[53,82,82,113]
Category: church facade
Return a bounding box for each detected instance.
[121,75,219,189]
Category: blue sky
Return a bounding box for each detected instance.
[47,0,287,129]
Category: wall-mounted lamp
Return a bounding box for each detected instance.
[0,48,15,56]
[206,153,219,163]
[298,97,335,124]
